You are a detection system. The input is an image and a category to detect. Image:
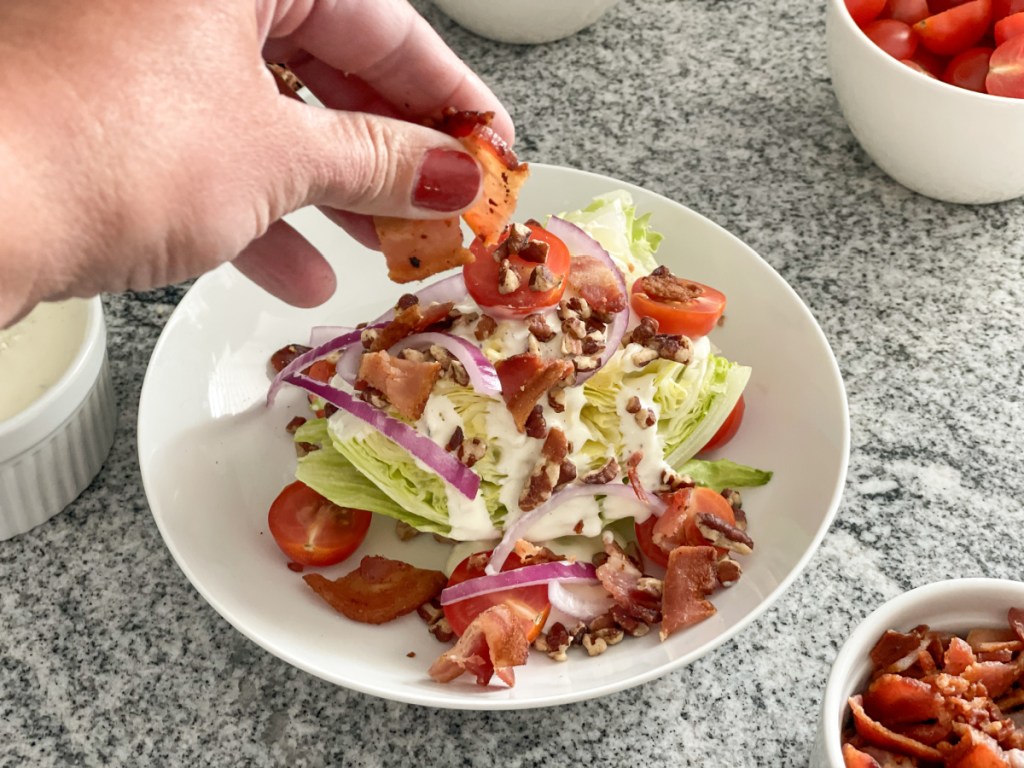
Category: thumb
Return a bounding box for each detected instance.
[276,101,483,219]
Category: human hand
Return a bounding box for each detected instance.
[0,0,513,327]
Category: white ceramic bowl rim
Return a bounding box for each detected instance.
[0,297,106,463]
[821,577,1024,763]
[829,0,1024,106]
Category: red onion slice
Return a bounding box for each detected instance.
[487,483,659,575]
[388,332,501,398]
[267,328,364,406]
[308,326,353,347]
[283,373,480,500]
[373,273,470,326]
[547,581,615,623]
[544,216,629,383]
[440,560,597,606]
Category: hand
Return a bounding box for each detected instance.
[0,0,513,327]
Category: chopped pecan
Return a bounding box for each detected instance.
[498,261,520,294]
[529,265,560,292]
[573,355,600,372]
[561,334,583,356]
[457,437,487,468]
[285,416,306,435]
[524,405,547,439]
[445,426,464,453]
[562,316,587,340]
[625,396,642,414]
[525,312,556,342]
[396,293,419,310]
[634,408,656,429]
[582,458,619,484]
[593,626,625,646]
[626,316,658,346]
[504,222,531,253]
[474,314,497,340]
[716,557,743,586]
[519,427,569,511]
[556,459,577,490]
[543,622,572,662]
[518,239,550,264]
[582,633,608,657]
[581,330,605,355]
[640,268,705,304]
[360,327,381,350]
[547,387,566,413]
[630,347,659,367]
[695,513,754,555]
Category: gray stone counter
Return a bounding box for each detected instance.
[3,0,1023,765]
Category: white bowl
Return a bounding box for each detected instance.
[810,578,1024,767]
[432,0,618,44]
[826,0,1024,204]
[0,297,117,539]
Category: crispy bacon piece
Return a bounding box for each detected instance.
[303,556,446,625]
[870,627,931,675]
[947,636,980,676]
[625,451,649,504]
[357,351,441,421]
[842,744,883,768]
[460,127,529,246]
[659,545,718,640]
[595,534,661,626]
[370,300,455,353]
[494,353,574,432]
[427,604,530,687]
[1010,608,1024,644]
[849,694,945,763]
[374,217,474,284]
[863,674,946,725]
[962,661,1019,699]
[946,725,1012,768]
[566,255,627,316]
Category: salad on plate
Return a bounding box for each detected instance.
[263,114,771,688]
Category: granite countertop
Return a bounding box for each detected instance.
[3,0,1023,765]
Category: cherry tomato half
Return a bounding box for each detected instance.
[634,486,737,569]
[267,481,372,567]
[463,223,571,316]
[630,271,726,339]
[443,551,551,640]
[943,46,994,89]
[995,10,1024,43]
[987,33,1024,95]
[700,395,747,454]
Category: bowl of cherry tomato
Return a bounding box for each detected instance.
[827,0,1024,203]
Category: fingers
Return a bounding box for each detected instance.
[276,101,482,219]
[231,219,336,307]
[318,208,381,250]
[268,0,514,143]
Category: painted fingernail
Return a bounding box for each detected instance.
[412,148,481,212]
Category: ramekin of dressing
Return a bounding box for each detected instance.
[0,297,117,539]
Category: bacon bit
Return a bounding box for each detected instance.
[370,300,456,353]
[659,546,718,641]
[357,351,441,421]
[427,604,530,687]
[303,556,447,625]
[625,451,649,503]
[566,255,627,316]
[945,724,1012,768]
[595,534,661,626]
[946,636,979,676]
[870,627,931,674]
[967,628,1022,654]
[849,695,944,763]
[962,661,1019,699]
[1010,608,1024,644]
[862,674,945,725]
[374,217,474,283]
[512,539,564,566]
[494,353,574,432]
[841,744,882,768]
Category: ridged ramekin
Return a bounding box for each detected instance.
[0,297,117,539]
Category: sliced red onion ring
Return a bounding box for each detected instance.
[283,373,480,500]
[388,332,501,398]
[267,328,364,406]
[440,560,597,607]
[374,273,470,325]
[486,483,661,575]
[544,216,629,383]
[547,581,615,623]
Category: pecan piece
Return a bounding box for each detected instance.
[582,458,619,484]
[474,315,498,341]
[695,513,754,555]
[525,312,556,342]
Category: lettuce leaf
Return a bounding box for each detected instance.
[677,458,773,492]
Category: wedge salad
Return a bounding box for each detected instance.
[265,189,772,689]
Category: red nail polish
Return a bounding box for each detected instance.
[412,149,481,212]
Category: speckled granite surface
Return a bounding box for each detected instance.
[3,1,1023,765]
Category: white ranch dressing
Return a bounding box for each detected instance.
[0,299,88,423]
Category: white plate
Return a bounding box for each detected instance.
[138,164,849,710]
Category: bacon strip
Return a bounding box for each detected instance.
[566,255,627,315]
[428,604,530,687]
[357,351,440,421]
[660,545,718,640]
[595,534,661,626]
[495,353,574,432]
[303,556,446,625]
[862,674,945,725]
[370,300,455,353]
[848,694,944,763]
[375,217,474,284]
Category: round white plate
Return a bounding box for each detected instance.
[138,164,849,710]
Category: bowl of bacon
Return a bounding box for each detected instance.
[810,578,1024,768]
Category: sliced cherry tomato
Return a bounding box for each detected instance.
[986,33,1024,94]
[699,395,747,454]
[267,481,372,567]
[995,10,1024,42]
[886,0,932,24]
[847,0,888,25]
[443,551,551,641]
[865,18,920,58]
[909,45,951,73]
[635,486,737,568]
[915,0,992,56]
[942,45,994,88]
[463,223,571,315]
[630,269,726,339]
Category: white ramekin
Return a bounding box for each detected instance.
[432,0,619,44]
[0,297,117,539]
[810,578,1024,767]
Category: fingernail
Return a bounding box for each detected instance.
[412,149,481,212]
